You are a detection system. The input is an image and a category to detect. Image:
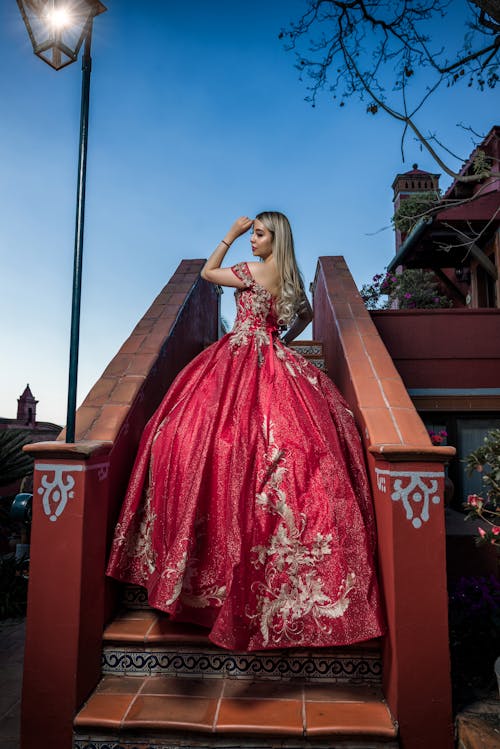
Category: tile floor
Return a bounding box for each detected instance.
[455,697,500,749]
[0,618,25,749]
[75,674,397,738]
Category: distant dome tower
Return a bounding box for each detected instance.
[17,384,38,427]
[392,164,440,254]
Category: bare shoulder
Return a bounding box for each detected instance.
[245,261,264,277]
[246,260,278,283]
[246,261,280,296]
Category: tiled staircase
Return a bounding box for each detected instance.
[21,258,456,749]
[74,588,397,748]
[73,340,398,748]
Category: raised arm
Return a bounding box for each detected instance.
[281,295,313,345]
[201,216,253,288]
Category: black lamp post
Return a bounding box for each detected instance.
[17,0,107,443]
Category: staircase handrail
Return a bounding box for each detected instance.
[312,256,454,749]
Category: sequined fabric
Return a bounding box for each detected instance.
[106,262,385,650]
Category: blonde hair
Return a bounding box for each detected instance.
[255,211,305,325]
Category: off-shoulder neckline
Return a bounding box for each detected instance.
[240,261,278,301]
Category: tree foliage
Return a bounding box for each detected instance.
[392,190,441,233]
[0,555,29,618]
[465,428,500,546]
[0,430,34,487]
[281,1,500,180]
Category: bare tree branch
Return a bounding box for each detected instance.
[425,132,468,162]
[440,204,500,262]
[471,1,500,26]
[395,179,496,229]
[282,0,500,182]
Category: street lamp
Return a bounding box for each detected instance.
[17,0,107,442]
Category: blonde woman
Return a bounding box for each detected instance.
[107,212,384,650]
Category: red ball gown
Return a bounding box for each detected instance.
[106,262,385,650]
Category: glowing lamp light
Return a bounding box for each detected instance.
[47,7,72,29]
[17,0,106,70]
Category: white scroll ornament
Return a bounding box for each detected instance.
[375,468,443,529]
[36,464,83,522]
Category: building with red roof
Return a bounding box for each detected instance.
[388,125,500,308]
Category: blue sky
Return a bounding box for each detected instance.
[0,1,498,425]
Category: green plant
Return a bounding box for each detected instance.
[359,272,393,310]
[0,554,28,619]
[360,269,453,310]
[392,191,441,234]
[394,269,453,309]
[465,428,500,546]
[0,430,34,486]
[472,149,492,176]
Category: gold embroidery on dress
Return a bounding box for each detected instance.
[116,456,157,583]
[248,417,355,645]
[163,551,189,605]
[229,263,275,367]
[161,522,227,608]
[275,344,319,387]
[181,585,227,608]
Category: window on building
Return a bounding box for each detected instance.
[422,414,500,511]
[456,417,500,500]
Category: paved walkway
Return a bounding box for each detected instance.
[456,697,500,748]
[0,618,25,749]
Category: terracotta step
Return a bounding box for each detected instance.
[102,610,382,685]
[73,673,398,748]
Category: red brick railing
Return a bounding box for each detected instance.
[21,260,219,749]
[312,257,455,749]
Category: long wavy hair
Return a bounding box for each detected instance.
[255,211,305,325]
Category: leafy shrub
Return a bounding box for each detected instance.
[465,428,500,546]
[0,554,28,619]
[360,269,453,310]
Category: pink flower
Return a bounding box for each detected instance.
[478,527,486,538]
[467,494,483,508]
[428,428,448,446]
[492,526,500,536]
